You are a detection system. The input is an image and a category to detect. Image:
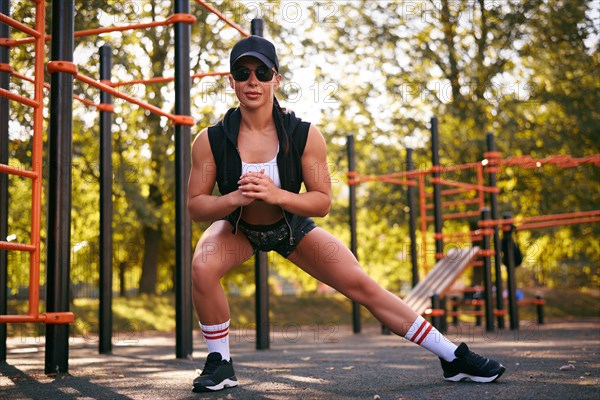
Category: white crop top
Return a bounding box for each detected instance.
[241,150,281,188]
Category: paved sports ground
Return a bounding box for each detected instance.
[1,318,598,400]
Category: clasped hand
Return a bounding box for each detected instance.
[237,170,279,205]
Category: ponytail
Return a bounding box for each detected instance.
[272,97,290,154]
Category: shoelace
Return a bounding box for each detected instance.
[462,350,488,368]
[200,359,220,376]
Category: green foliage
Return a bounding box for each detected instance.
[3,0,598,301]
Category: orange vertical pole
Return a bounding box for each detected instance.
[27,0,45,319]
[477,164,485,210]
[418,174,428,271]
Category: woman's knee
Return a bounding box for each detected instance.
[191,254,222,292]
[341,273,382,305]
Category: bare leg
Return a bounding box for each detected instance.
[287,227,419,336]
[191,220,254,324]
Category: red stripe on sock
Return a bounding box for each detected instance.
[410,320,428,343]
[202,326,229,335]
[204,331,229,340]
[415,324,433,345]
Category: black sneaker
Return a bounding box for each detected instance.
[192,352,238,392]
[440,342,505,383]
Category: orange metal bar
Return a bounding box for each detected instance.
[194,0,250,37]
[377,177,417,186]
[11,67,113,110]
[2,0,48,321]
[424,308,445,317]
[433,178,500,194]
[27,0,46,319]
[432,162,480,173]
[2,13,196,47]
[517,217,600,231]
[477,163,485,209]
[70,13,196,38]
[482,210,600,229]
[502,154,600,168]
[0,241,36,252]
[0,312,74,324]
[518,298,545,306]
[10,69,36,84]
[347,169,427,185]
[425,198,480,210]
[110,71,230,87]
[443,210,482,220]
[442,188,471,196]
[0,87,40,108]
[0,12,41,38]
[0,62,12,73]
[0,163,38,179]
[521,210,600,224]
[56,66,195,126]
[418,174,429,271]
[436,231,479,240]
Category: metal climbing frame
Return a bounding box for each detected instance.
[0,1,74,328]
[1,0,271,372]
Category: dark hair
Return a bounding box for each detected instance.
[272,97,289,154]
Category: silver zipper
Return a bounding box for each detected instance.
[283,210,293,244]
[234,206,243,234]
[234,145,243,234]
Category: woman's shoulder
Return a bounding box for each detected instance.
[283,109,312,132]
[192,127,210,151]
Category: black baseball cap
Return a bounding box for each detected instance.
[230,35,279,71]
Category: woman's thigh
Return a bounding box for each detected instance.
[193,220,255,278]
[287,227,379,297]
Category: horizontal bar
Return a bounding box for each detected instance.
[0,12,41,38]
[425,198,481,210]
[422,187,472,198]
[431,162,481,173]
[482,210,600,228]
[0,87,40,108]
[434,178,500,193]
[376,177,417,186]
[522,210,600,224]
[0,163,38,179]
[2,13,196,47]
[0,312,74,324]
[111,71,230,87]
[516,217,600,231]
[0,240,36,252]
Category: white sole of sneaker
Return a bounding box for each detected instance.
[445,373,502,383]
[204,378,239,391]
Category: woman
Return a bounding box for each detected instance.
[187,35,505,393]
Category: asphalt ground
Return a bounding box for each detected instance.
[1,318,599,400]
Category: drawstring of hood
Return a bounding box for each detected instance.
[208,105,310,240]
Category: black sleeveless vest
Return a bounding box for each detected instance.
[207,107,311,236]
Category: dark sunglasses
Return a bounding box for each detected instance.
[231,65,276,82]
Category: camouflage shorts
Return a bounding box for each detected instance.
[225,216,316,258]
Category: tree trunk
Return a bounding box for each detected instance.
[139,225,161,294]
[119,262,127,297]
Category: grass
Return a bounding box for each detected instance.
[5,287,599,337]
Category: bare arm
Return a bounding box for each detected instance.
[187,128,254,222]
[238,124,332,217]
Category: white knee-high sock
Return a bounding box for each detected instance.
[200,320,230,361]
[404,316,457,362]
